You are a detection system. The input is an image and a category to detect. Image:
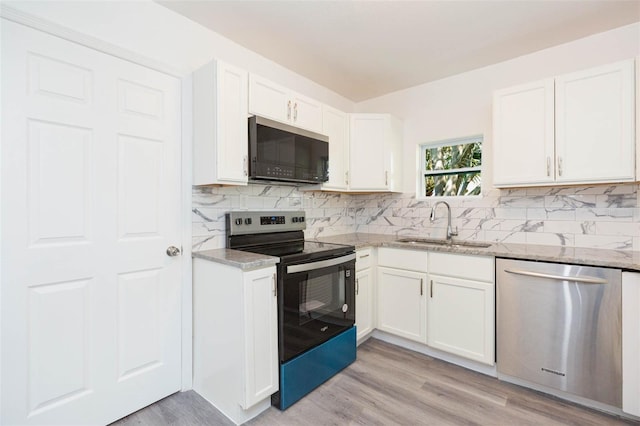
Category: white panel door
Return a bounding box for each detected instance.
[1,20,182,425]
[248,74,290,123]
[322,105,350,190]
[427,275,494,365]
[350,114,388,190]
[492,79,555,186]
[242,268,278,409]
[290,91,323,133]
[217,62,249,183]
[356,268,374,341]
[192,60,248,185]
[377,267,427,343]
[623,272,640,417]
[555,59,635,183]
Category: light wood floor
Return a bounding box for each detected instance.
[112,338,638,425]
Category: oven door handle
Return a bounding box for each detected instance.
[286,253,356,274]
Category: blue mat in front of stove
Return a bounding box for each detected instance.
[274,326,357,410]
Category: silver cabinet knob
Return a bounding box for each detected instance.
[166,246,181,257]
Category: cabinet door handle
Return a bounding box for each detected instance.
[356,278,359,295]
[287,100,292,120]
[272,273,277,297]
[558,157,563,177]
[358,254,370,259]
[293,102,298,121]
[430,280,433,298]
[243,155,248,176]
[420,278,423,296]
[345,171,349,185]
[546,156,550,177]
[385,171,389,186]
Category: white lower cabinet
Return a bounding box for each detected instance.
[374,248,494,365]
[355,248,374,341]
[241,268,279,408]
[623,271,640,417]
[356,268,374,341]
[377,248,428,344]
[377,267,427,343]
[428,252,495,365]
[193,259,278,424]
[427,274,494,364]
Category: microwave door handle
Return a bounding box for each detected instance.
[287,253,356,274]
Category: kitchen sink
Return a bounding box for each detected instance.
[396,238,493,248]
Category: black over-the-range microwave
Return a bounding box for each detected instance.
[248,115,329,184]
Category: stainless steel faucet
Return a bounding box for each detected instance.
[430,201,458,240]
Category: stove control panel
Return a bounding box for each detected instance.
[226,210,306,236]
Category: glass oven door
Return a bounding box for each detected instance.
[280,253,355,362]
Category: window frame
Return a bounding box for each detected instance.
[417,135,483,199]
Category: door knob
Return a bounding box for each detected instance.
[166,246,181,257]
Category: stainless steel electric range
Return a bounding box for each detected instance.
[226,210,356,410]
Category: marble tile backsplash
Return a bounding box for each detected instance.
[192,184,356,251]
[192,183,640,252]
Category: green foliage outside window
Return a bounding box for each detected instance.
[422,138,482,197]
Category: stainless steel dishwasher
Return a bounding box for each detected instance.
[496,258,621,408]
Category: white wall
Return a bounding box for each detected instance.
[356,22,640,194]
[2,0,355,112]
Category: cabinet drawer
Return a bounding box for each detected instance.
[356,248,373,271]
[429,252,493,282]
[378,248,428,272]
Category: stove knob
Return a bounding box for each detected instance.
[244,218,252,225]
[292,217,298,223]
[235,218,242,226]
[299,217,305,223]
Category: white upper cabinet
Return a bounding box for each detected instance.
[493,79,555,186]
[349,113,403,192]
[193,60,249,185]
[321,105,350,190]
[249,74,323,133]
[555,60,635,183]
[493,59,636,187]
[248,74,289,123]
[290,91,324,133]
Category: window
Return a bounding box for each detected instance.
[420,135,482,197]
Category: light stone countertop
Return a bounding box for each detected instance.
[192,233,640,272]
[192,248,279,271]
[312,233,640,272]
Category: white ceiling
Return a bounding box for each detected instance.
[158,1,640,102]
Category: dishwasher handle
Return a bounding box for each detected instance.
[504,268,607,285]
